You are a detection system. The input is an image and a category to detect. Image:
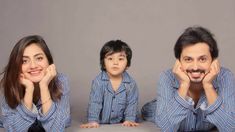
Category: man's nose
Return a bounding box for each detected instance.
[192,61,199,70]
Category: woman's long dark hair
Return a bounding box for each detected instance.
[0,35,62,109]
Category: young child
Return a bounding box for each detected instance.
[80,40,139,128]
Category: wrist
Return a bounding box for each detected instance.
[202,83,213,89]
[25,86,34,93]
[178,82,190,98]
[180,82,190,89]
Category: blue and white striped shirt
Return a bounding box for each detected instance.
[1,73,71,132]
[87,71,139,124]
[155,67,235,132]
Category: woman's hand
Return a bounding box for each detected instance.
[20,73,34,93]
[39,64,57,88]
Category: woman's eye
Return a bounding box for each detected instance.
[22,59,29,64]
[36,57,43,61]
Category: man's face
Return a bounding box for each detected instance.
[180,43,213,83]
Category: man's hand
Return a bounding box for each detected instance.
[203,59,220,105]
[202,59,220,86]
[173,60,191,98]
[173,60,190,87]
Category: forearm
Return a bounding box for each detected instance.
[203,83,218,105]
[39,95,70,131]
[40,84,52,114]
[177,83,190,99]
[23,87,34,110]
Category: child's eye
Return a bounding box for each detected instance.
[119,58,125,61]
[107,57,113,60]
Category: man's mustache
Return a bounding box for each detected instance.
[186,69,206,74]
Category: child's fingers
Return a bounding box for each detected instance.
[80,123,99,128]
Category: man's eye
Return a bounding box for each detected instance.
[184,58,192,62]
[200,58,207,62]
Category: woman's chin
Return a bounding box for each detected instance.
[29,78,42,83]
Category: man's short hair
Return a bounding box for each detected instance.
[174,26,219,60]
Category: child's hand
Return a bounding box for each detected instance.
[122,120,139,127]
[80,122,99,128]
[39,64,57,88]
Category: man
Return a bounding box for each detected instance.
[142,26,235,131]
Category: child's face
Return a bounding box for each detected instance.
[104,51,128,78]
[21,43,49,83]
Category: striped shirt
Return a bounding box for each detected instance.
[87,71,139,124]
[151,67,235,132]
[1,73,71,132]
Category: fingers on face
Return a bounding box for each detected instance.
[47,64,57,77]
[173,60,181,73]
[211,59,220,74]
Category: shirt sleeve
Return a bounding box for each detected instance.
[155,71,194,131]
[38,74,71,131]
[201,69,235,132]
[124,81,139,122]
[87,79,104,123]
[1,97,37,131]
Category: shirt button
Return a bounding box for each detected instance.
[113,96,115,99]
[112,110,114,112]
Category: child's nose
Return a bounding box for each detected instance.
[113,59,119,65]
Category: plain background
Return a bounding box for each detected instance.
[0,0,235,123]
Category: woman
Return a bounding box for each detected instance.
[0,35,71,131]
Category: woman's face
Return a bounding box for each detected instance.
[21,43,49,83]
